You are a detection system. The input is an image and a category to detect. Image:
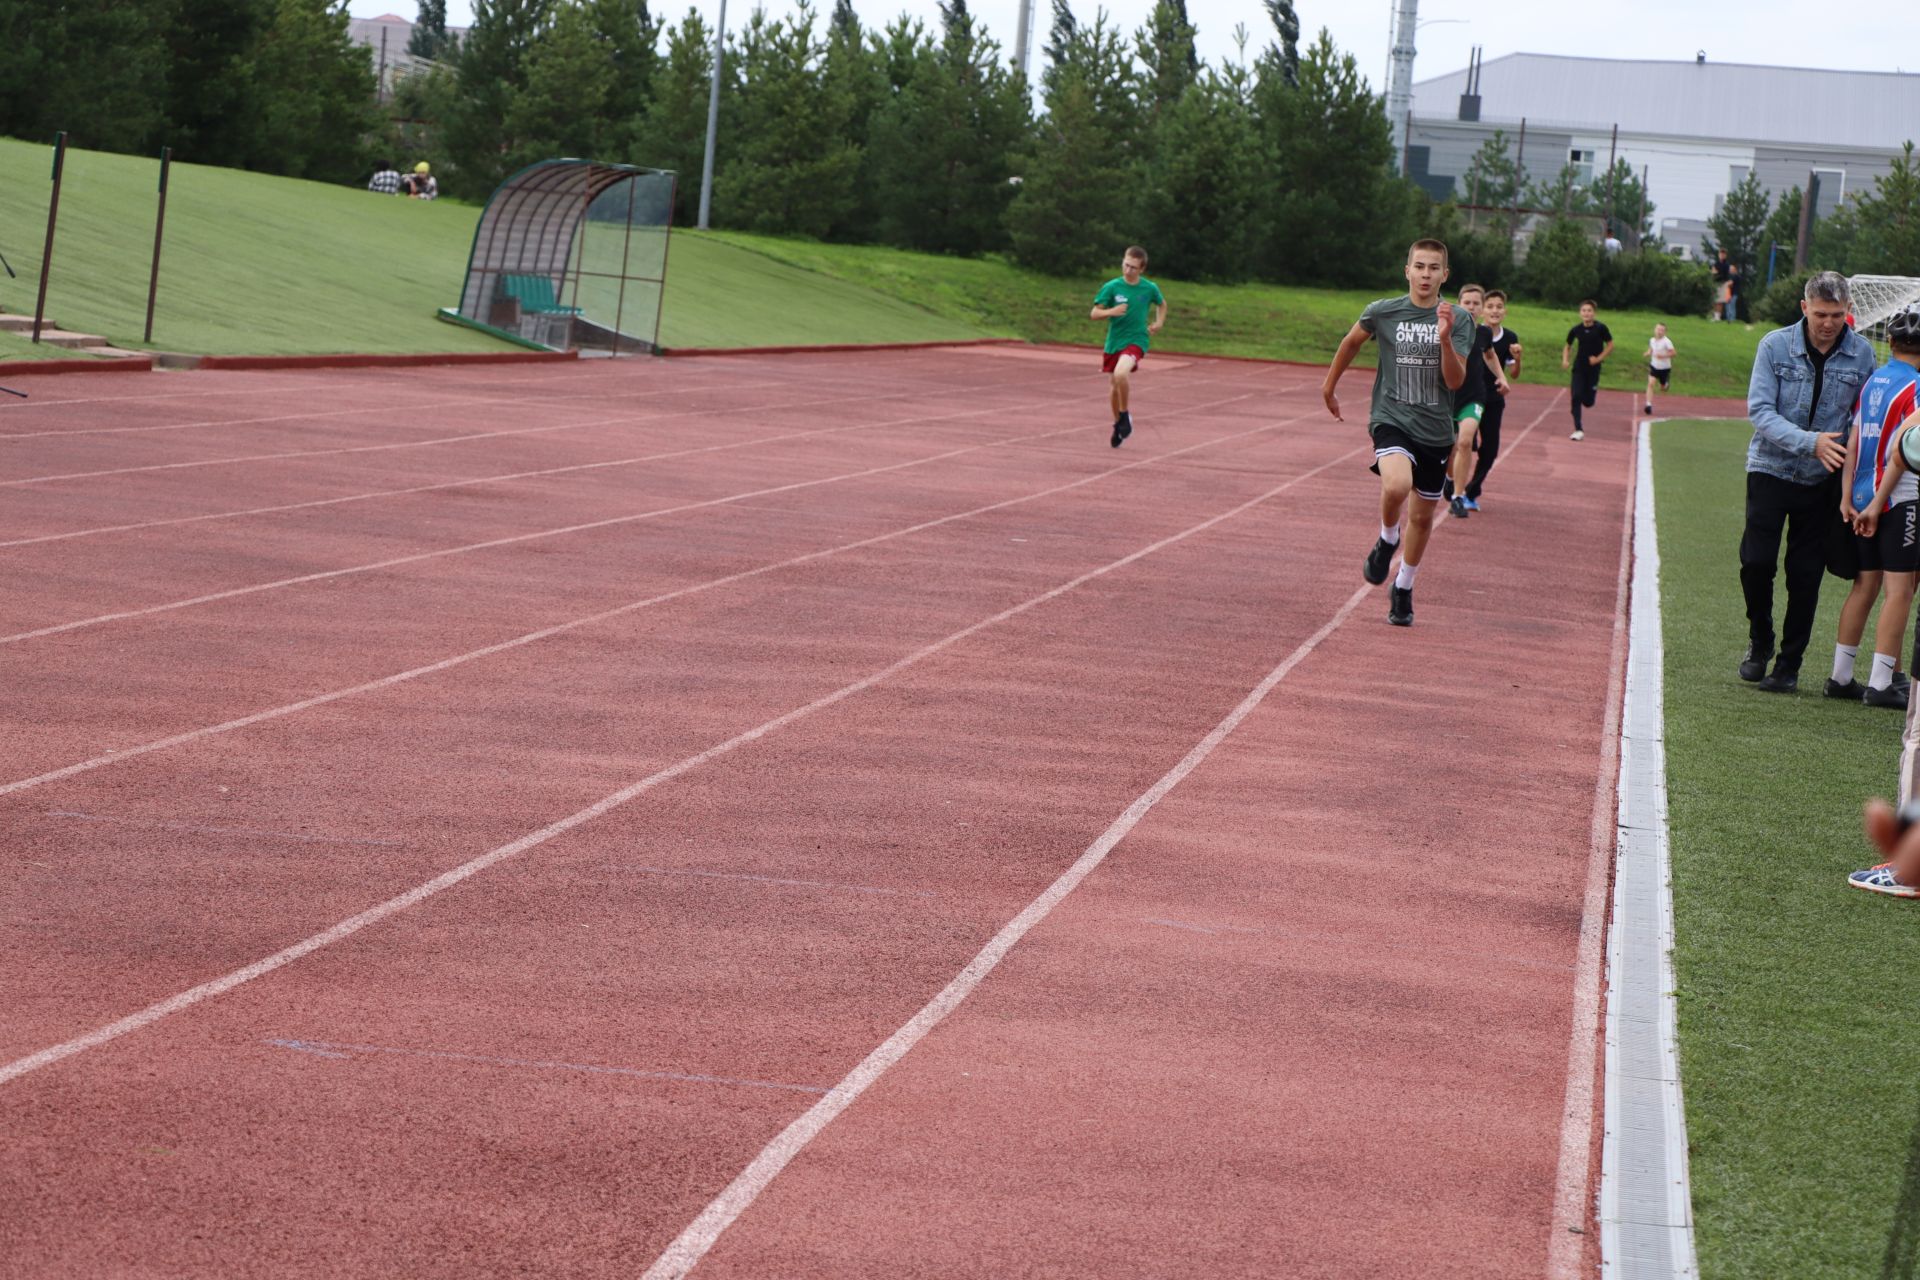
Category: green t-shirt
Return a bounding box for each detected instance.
[1094,277,1165,354]
[1357,294,1477,448]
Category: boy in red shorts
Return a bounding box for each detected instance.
[1090,245,1168,447]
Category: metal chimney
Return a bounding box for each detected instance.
[1386,0,1419,171]
[1457,45,1481,121]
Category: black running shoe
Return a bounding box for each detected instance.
[1118,413,1132,442]
[1825,677,1867,700]
[1866,682,1910,710]
[1388,585,1414,626]
[1109,418,1124,448]
[1363,537,1395,586]
[1738,639,1774,682]
[1449,495,1470,519]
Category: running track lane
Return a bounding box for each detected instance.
[1,360,1629,1275]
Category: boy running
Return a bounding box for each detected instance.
[1461,289,1520,511]
[1644,323,1676,415]
[1322,239,1473,626]
[1562,300,1613,440]
[1443,284,1509,518]
[1839,305,1920,711]
[1089,246,1167,448]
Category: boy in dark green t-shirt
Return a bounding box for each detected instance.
[1090,245,1168,448]
[1320,238,1472,627]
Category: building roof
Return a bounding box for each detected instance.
[1413,53,1920,150]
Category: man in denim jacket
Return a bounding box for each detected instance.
[1739,271,1878,691]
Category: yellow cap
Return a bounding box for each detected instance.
[414,162,431,174]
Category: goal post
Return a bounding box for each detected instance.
[1849,275,1920,357]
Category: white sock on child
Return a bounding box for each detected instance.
[1834,643,1859,684]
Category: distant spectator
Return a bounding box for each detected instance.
[1711,249,1732,320]
[368,161,401,195]
[1735,271,1877,693]
[1602,228,1623,254]
[401,162,438,200]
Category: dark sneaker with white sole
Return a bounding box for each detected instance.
[1826,677,1867,700]
[1387,586,1414,626]
[1363,537,1396,586]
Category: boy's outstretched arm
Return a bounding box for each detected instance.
[1322,323,1370,420]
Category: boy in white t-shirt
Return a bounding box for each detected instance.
[1643,323,1676,415]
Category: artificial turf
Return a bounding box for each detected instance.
[1655,418,1920,1276]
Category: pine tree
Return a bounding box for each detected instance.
[1460,130,1520,238]
[1592,158,1653,243]
[1134,0,1196,121]
[1704,171,1771,277]
[409,0,450,59]
[1851,141,1920,275]
[1261,0,1298,88]
[162,0,275,166]
[445,0,555,195]
[585,0,660,160]
[821,0,887,238]
[1140,48,1262,282]
[1762,185,1803,262]
[0,0,174,153]
[503,1,615,168]
[1526,163,1598,220]
[640,8,713,223]
[242,0,382,182]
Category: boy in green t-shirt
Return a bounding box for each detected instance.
[1090,245,1168,447]
[1320,238,1473,627]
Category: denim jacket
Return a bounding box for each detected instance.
[1746,320,1877,485]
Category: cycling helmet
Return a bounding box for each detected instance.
[1889,303,1920,347]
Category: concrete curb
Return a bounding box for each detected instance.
[0,357,154,377]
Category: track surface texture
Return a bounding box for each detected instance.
[0,350,1668,1277]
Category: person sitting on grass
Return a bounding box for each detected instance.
[367,160,402,195]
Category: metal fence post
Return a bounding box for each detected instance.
[145,146,173,345]
[31,131,67,344]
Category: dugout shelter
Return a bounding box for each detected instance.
[439,159,675,357]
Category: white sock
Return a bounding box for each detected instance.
[1834,644,1859,683]
[1380,522,1401,546]
[1394,561,1420,590]
[1871,652,1898,691]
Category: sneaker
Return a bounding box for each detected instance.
[1865,682,1910,710]
[1363,536,1396,586]
[1825,677,1867,700]
[1738,639,1774,682]
[1849,862,1920,898]
[1109,418,1124,448]
[1118,412,1132,443]
[1644,404,1655,415]
[1460,496,1480,512]
[1570,428,1585,441]
[1896,672,1912,695]
[1449,495,1470,519]
[1756,664,1799,693]
[1387,585,1414,626]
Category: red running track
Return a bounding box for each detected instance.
[0,349,1687,1276]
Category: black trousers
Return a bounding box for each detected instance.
[1570,368,1600,427]
[1739,469,1840,667]
[1464,393,1504,500]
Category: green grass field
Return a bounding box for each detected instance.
[1655,419,1920,1276]
[2,135,1770,390]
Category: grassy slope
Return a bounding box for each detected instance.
[1656,420,1920,1276]
[0,137,983,357]
[705,230,1768,399]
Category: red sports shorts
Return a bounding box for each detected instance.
[1101,344,1145,373]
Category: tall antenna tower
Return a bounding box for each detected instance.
[1385,0,1418,172]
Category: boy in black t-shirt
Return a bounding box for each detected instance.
[1562,300,1613,440]
[1462,288,1518,511]
[1444,284,1502,517]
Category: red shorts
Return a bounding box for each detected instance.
[1101,344,1145,373]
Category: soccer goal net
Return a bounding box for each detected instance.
[1851,275,1920,356]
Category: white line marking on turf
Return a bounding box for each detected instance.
[0,397,1301,799]
[44,810,403,847]
[638,583,1374,1280]
[262,1039,830,1094]
[628,867,936,898]
[1545,403,1640,1279]
[0,383,1278,646]
[0,433,1358,1087]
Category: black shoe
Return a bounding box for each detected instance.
[1644,404,1655,415]
[1738,639,1774,682]
[1109,418,1125,448]
[1118,412,1132,443]
[1449,495,1470,519]
[1825,677,1867,700]
[1364,537,1396,586]
[1756,665,1799,693]
[1896,671,1912,695]
[1388,585,1414,626]
[1865,682,1911,710]
[1443,478,1455,501]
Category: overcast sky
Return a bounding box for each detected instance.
[349,0,1914,87]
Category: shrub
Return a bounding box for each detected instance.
[1760,271,1814,326]
[1523,217,1601,306]
[1597,249,1715,318]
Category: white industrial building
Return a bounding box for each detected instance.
[1405,53,1920,256]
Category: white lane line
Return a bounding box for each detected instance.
[43,810,403,847]
[0,385,1278,647]
[0,396,1298,798]
[1545,404,1639,1279]
[0,434,1359,1087]
[0,374,1083,489]
[0,382,1106,550]
[627,866,936,899]
[262,1039,829,1095]
[638,584,1374,1280]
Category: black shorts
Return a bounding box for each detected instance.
[1648,365,1670,387]
[1368,422,1449,500]
[1859,500,1920,574]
